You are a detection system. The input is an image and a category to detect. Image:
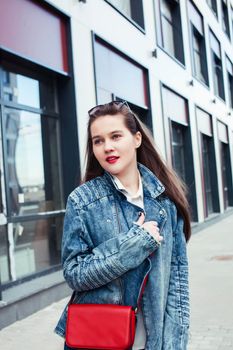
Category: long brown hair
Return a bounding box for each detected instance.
[84,101,191,241]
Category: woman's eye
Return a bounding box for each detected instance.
[93,139,102,145]
[112,134,121,140]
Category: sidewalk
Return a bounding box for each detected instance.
[188,213,233,350]
[0,213,233,350]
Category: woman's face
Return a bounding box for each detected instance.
[90,113,141,178]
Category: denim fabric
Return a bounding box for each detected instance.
[55,163,190,350]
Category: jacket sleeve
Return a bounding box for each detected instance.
[163,214,190,350]
[62,196,160,292]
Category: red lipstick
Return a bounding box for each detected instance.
[106,156,119,164]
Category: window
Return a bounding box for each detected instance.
[221,0,230,38]
[94,38,149,105]
[218,121,233,209]
[2,69,63,217]
[0,64,64,284]
[171,122,186,181]
[196,107,219,218]
[220,142,230,208]
[201,134,214,215]
[231,6,233,42]
[93,37,152,129]
[159,0,184,64]
[162,86,197,221]
[106,0,145,29]
[206,0,218,17]
[226,56,233,108]
[0,225,10,284]
[188,1,209,85]
[12,216,63,279]
[209,30,225,100]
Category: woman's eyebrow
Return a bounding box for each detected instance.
[92,130,123,140]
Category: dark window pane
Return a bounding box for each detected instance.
[232,6,233,39]
[172,124,186,181]
[228,73,233,107]
[226,57,233,107]
[5,108,63,216]
[12,216,63,279]
[193,33,206,83]
[202,135,214,215]
[190,24,209,85]
[206,0,218,16]
[222,1,230,37]
[209,30,225,100]
[160,0,184,63]
[213,55,225,100]
[40,79,57,114]
[220,142,229,209]
[0,225,10,284]
[106,0,144,28]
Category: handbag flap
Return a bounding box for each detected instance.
[66,304,136,349]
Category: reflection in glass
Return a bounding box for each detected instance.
[13,216,63,279]
[5,108,63,216]
[193,33,206,84]
[161,0,175,56]
[2,68,56,113]
[0,225,10,283]
[107,0,131,17]
[3,70,40,108]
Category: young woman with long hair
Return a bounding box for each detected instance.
[55,100,191,350]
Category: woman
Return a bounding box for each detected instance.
[55,100,191,350]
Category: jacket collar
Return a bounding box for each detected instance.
[103,162,165,199]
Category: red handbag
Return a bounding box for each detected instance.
[65,276,148,349]
[66,303,136,349]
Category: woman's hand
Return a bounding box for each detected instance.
[136,212,163,244]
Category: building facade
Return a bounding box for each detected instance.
[0,0,233,328]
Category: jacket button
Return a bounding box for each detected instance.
[159,209,166,217]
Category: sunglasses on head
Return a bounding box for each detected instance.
[88,100,131,117]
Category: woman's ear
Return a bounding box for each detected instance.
[135,131,142,148]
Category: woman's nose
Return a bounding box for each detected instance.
[104,140,114,152]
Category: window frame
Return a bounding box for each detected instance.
[158,0,185,65]
[206,0,218,18]
[104,0,145,33]
[191,26,209,85]
[225,54,233,108]
[161,84,198,221]
[209,29,225,101]
[201,133,215,216]
[0,62,66,290]
[221,0,230,39]
[0,64,64,221]
[195,106,220,218]
[217,120,233,209]
[188,1,209,87]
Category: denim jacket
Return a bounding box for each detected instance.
[55,163,190,350]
